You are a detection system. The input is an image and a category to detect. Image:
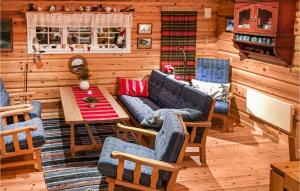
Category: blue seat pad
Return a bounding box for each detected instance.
[30,100,42,118]
[214,101,229,115]
[98,137,163,187]
[118,95,161,123]
[1,118,46,152]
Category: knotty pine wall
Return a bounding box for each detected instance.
[216,0,300,158]
[0,0,218,119]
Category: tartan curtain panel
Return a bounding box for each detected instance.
[160,11,197,80]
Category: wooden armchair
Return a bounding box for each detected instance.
[0,104,45,171]
[97,113,190,191]
[0,79,41,118]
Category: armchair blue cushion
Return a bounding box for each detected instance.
[98,112,185,188]
[0,79,11,107]
[1,118,46,152]
[0,79,42,118]
[195,58,230,116]
[196,58,230,84]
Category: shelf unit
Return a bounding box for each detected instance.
[233,0,296,67]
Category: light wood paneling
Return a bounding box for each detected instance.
[0,0,218,119]
[216,0,300,159]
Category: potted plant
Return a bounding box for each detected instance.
[161,64,175,78]
[77,67,91,90]
[83,95,101,108]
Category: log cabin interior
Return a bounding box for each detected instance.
[0,0,299,190]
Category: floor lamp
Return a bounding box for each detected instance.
[179,47,187,81]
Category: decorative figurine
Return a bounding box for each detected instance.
[49,5,56,12]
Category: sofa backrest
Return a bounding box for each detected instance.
[196,58,230,84]
[155,112,185,163]
[0,79,10,107]
[175,85,213,121]
[157,76,185,108]
[148,70,167,102]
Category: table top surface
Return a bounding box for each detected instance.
[271,161,300,182]
[60,86,129,124]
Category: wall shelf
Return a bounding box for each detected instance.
[233,0,296,67]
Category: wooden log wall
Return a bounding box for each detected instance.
[0,0,218,119]
[216,0,300,159]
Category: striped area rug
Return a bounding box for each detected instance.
[41,119,133,191]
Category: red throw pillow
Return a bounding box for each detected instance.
[118,78,149,97]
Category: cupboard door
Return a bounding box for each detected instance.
[254,4,278,35]
[234,4,254,33]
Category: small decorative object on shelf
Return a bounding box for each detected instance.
[83,91,101,108]
[233,0,296,67]
[49,5,56,12]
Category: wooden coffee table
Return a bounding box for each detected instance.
[60,86,129,158]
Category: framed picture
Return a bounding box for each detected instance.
[0,19,13,51]
[138,23,152,34]
[137,38,152,49]
[225,17,234,32]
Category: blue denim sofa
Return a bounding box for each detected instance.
[118,70,215,163]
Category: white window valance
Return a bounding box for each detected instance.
[26,12,132,28]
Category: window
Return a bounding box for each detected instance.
[27,13,132,54]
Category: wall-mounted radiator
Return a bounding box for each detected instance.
[246,89,294,133]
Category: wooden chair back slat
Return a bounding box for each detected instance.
[0,136,7,154]
[12,133,20,152]
[24,112,30,121]
[13,114,18,123]
[150,168,159,189]
[2,117,7,127]
[133,163,141,185]
[116,158,124,181]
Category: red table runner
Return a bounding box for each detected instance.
[72,86,119,121]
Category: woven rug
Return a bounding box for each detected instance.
[41,119,133,191]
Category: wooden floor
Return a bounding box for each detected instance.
[0,122,289,191]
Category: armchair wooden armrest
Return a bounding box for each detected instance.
[184,121,211,144]
[9,91,36,105]
[111,151,181,189]
[0,104,33,117]
[0,125,37,157]
[116,123,158,144]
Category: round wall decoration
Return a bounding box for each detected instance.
[68,55,87,74]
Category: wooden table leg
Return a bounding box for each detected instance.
[70,123,75,158]
[85,123,102,150]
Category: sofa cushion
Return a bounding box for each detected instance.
[0,79,10,107]
[175,85,213,121]
[30,101,42,118]
[157,77,185,108]
[214,101,229,115]
[118,78,149,97]
[97,137,163,187]
[118,95,161,123]
[148,70,167,102]
[141,108,202,129]
[191,79,230,102]
[1,118,46,152]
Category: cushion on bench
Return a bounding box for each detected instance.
[157,76,185,108]
[175,85,213,121]
[97,137,163,187]
[0,79,10,107]
[1,118,46,152]
[118,95,161,123]
[214,101,229,115]
[148,70,167,102]
[30,100,42,118]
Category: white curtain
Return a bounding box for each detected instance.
[26,12,132,28]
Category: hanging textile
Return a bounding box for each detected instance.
[160,11,197,80]
[26,12,132,28]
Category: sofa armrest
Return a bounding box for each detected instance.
[184,121,211,144]
[111,151,181,189]
[116,123,158,144]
